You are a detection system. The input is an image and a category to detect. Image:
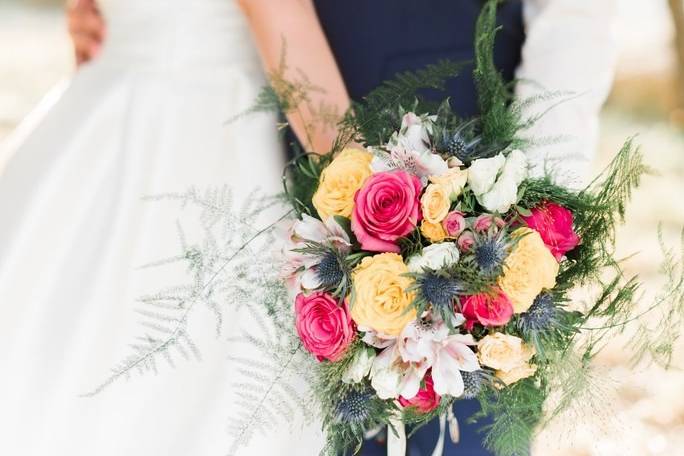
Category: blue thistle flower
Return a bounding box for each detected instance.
[446,134,481,164]
[461,370,485,399]
[518,292,558,333]
[420,273,463,310]
[335,389,373,425]
[316,250,345,289]
[436,120,482,165]
[473,236,509,274]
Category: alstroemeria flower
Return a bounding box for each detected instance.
[395,317,479,398]
[371,112,448,182]
[390,112,436,154]
[430,333,480,397]
[371,147,449,183]
[370,343,429,400]
[282,214,351,291]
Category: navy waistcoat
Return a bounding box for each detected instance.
[314,0,524,117]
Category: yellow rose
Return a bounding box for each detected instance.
[498,228,559,313]
[478,333,537,386]
[420,220,447,243]
[420,183,451,224]
[351,253,416,336]
[429,167,468,201]
[312,148,373,220]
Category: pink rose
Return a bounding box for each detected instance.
[351,171,423,253]
[457,231,475,252]
[442,210,466,238]
[472,214,505,233]
[295,292,354,362]
[522,201,580,261]
[461,289,513,331]
[398,371,441,413]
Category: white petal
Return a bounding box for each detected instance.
[398,370,422,400]
[477,175,519,213]
[467,153,506,195]
[371,154,393,173]
[300,268,322,290]
[294,214,328,242]
[502,149,528,185]
[422,243,460,270]
[418,151,449,177]
[370,347,402,399]
[444,340,480,373]
[406,254,427,273]
[432,352,465,397]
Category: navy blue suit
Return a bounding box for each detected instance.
[301,1,525,454]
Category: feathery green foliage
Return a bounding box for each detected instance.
[346,61,464,147]
[474,0,519,149]
[475,378,545,456]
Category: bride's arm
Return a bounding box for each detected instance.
[515,0,619,189]
[238,0,351,154]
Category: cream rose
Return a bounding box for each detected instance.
[421,183,451,224]
[429,167,468,201]
[478,333,536,386]
[496,363,538,386]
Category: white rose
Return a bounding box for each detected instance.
[501,149,528,185]
[342,347,376,384]
[470,150,528,213]
[467,153,506,195]
[477,175,519,213]
[370,348,402,399]
[407,242,460,273]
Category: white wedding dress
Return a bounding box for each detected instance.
[0,0,323,455]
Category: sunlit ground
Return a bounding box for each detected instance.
[1,2,683,455]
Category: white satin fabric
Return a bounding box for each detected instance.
[0,0,323,455]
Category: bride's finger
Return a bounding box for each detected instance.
[68,11,105,41]
[71,32,101,64]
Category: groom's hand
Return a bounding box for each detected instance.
[66,0,106,66]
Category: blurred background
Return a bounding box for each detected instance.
[0,1,682,455]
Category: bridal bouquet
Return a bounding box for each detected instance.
[284,113,578,446]
[274,2,679,455]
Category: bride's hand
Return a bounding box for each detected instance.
[66,0,106,66]
[239,0,351,155]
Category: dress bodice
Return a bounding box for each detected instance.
[96,0,259,69]
[314,0,525,118]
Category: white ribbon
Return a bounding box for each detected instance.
[387,415,406,456]
[430,414,447,456]
[387,413,453,456]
